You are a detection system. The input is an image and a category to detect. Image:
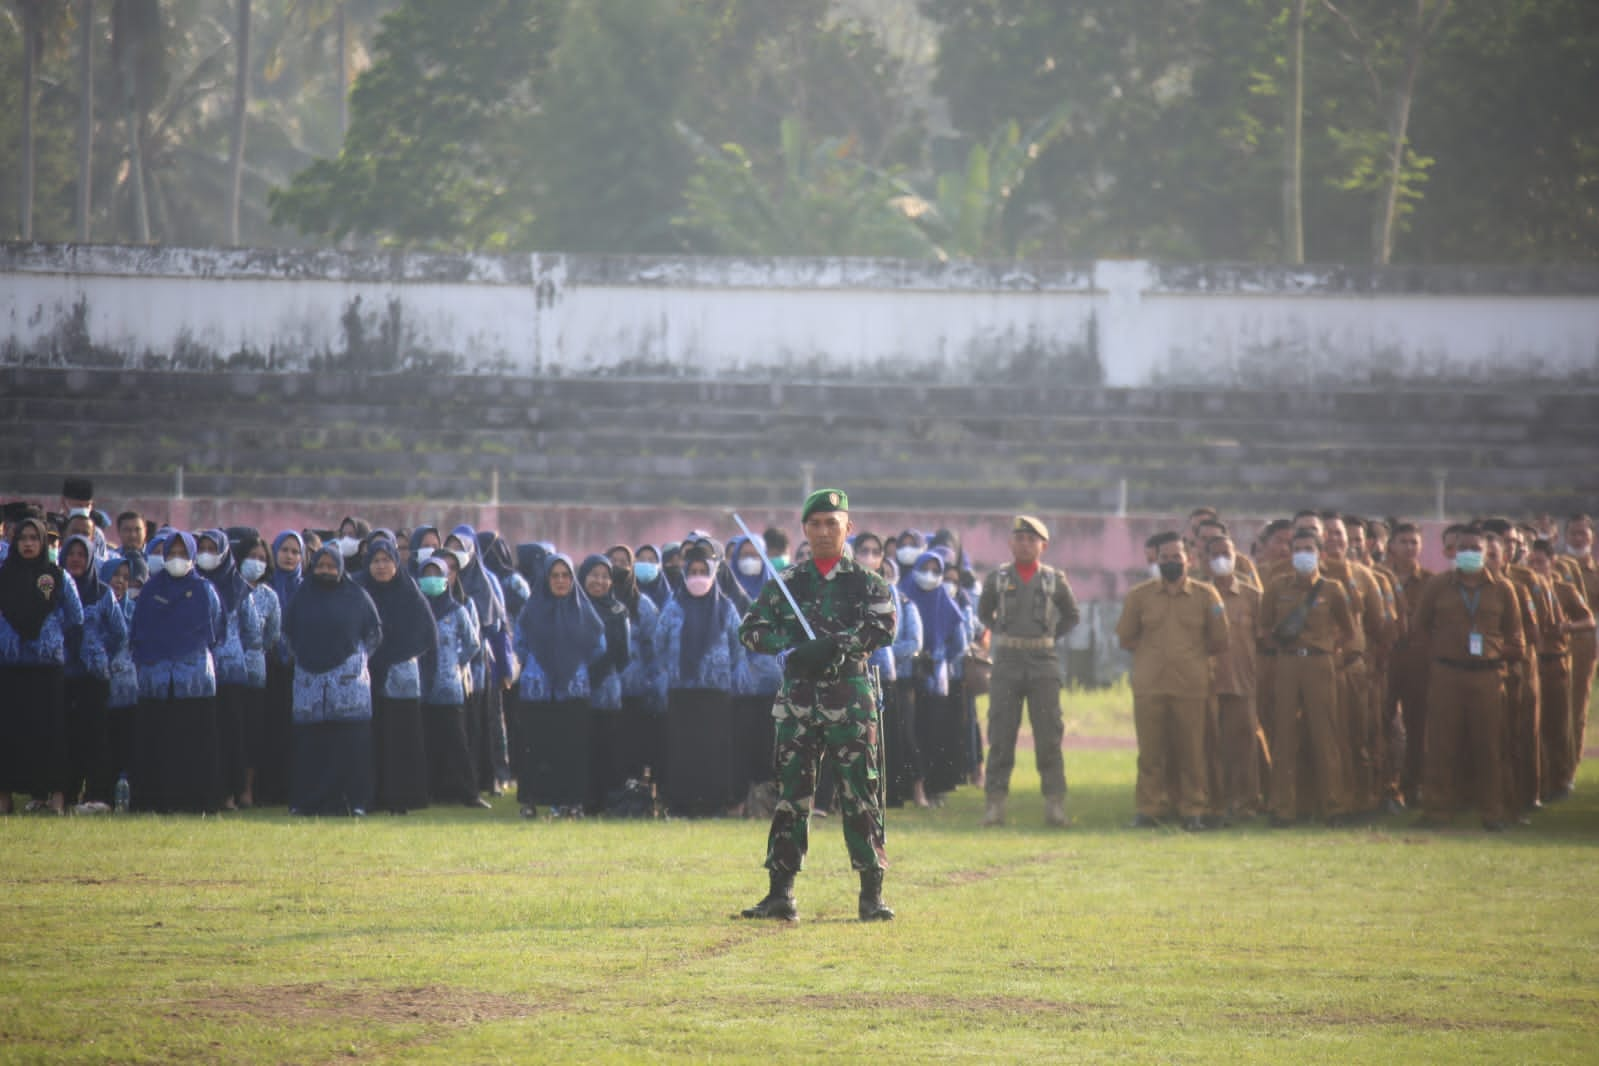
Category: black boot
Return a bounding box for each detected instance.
[858,868,894,922]
[740,869,798,921]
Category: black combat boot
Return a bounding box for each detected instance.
[858,868,894,922]
[740,869,798,921]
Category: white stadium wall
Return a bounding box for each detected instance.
[3,244,1596,385]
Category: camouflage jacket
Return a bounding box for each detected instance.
[738,556,897,722]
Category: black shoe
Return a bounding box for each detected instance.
[1545,784,1572,804]
[740,870,798,921]
[1268,815,1296,829]
[1182,816,1207,833]
[1128,814,1160,829]
[858,868,894,922]
[465,796,493,809]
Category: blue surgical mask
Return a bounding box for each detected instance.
[634,562,660,584]
[240,558,267,583]
[1455,550,1485,574]
[420,575,448,598]
[47,546,59,564]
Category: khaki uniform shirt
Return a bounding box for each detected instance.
[1116,577,1229,698]
[1206,576,1260,698]
[1414,569,1525,664]
[1257,571,1356,655]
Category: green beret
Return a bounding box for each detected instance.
[802,488,849,521]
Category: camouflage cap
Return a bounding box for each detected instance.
[1013,514,1049,540]
[802,488,849,522]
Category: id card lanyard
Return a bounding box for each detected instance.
[1459,583,1484,657]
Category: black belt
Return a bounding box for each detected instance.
[1538,653,1571,663]
[1435,658,1504,673]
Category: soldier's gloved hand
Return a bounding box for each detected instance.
[788,636,838,678]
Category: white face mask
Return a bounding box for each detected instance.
[1569,543,1592,558]
[914,570,942,592]
[452,549,472,570]
[737,556,764,577]
[897,546,921,567]
[1292,551,1319,576]
[683,574,714,597]
[1209,556,1234,578]
[165,557,193,579]
[240,558,267,583]
[415,546,435,565]
[196,551,223,571]
[338,536,360,558]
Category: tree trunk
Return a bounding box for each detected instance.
[1282,0,1306,264]
[118,36,150,241]
[77,0,94,242]
[1373,0,1450,265]
[336,2,348,139]
[227,0,252,245]
[19,6,37,239]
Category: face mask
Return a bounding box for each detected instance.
[1570,544,1592,558]
[634,561,659,584]
[914,570,942,592]
[452,549,472,570]
[1158,561,1185,582]
[1292,551,1319,576]
[768,555,789,571]
[683,574,714,597]
[415,546,435,565]
[338,536,360,558]
[313,571,340,586]
[196,551,222,571]
[127,586,141,600]
[165,557,193,578]
[897,546,921,567]
[1209,556,1234,577]
[1455,550,1485,574]
[1148,563,1162,580]
[737,556,764,577]
[47,546,60,564]
[240,558,267,583]
[419,575,448,598]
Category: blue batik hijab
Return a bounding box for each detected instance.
[283,546,382,675]
[447,524,505,633]
[634,543,669,609]
[517,553,604,694]
[132,531,223,666]
[675,546,725,676]
[903,551,963,653]
[197,529,249,614]
[726,535,767,602]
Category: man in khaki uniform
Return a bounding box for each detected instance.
[1413,526,1525,830]
[1257,528,1357,827]
[978,515,1081,828]
[1320,515,1392,816]
[1203,534,1263,819]
[1487,520,1544,820]
[1349,516,1404,813]
[1561,515,1598,787]
[1384,522,1434,807]
[1190,517,1262,589]
[1529,538,1595,801]
[1117,531,1229,831]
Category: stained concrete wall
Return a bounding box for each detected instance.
[5,243,1596,386]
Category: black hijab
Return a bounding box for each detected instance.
[517,554,604,694]
[0,517,66,641]
[283,546,383,674]
[605,544,642,620]
[356,538,438,681]
[578,553,630,683]
[198,528,250,614]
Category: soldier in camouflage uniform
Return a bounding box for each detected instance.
[737,489,898,922]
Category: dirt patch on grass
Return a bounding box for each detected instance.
[938,850,1073,887]
[1226,1008,1542,1032]
[173,982,542,1027]
[796,992,1106,1015]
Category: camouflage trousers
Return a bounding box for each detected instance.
[763,712,886,874]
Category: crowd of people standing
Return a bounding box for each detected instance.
[0,479,987,820]
[2,477,1593,835]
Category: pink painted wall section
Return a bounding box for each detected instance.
[116,497,1455,596]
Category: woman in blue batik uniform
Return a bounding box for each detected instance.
[129,531,226,813]
[283,545,382,816]
[417,552,485,807]
[512,553,605,816]
[356,537,439,814]
[0,517,84,814]
[196,529,264,810]
[61,533,127,810]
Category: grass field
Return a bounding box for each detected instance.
[4,714,1599,1064]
